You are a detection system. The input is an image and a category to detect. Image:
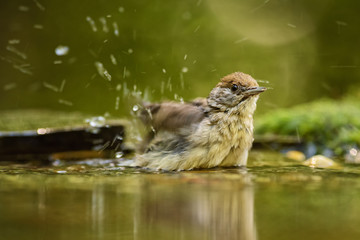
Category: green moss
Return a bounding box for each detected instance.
[255,99,360,153]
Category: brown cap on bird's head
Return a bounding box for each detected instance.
[208,71,266,109]
[217,72,259,88]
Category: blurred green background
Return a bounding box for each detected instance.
[1,0,359,117]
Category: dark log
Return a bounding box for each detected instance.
[0,125,127,161]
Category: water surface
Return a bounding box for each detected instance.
[1,151,360,240]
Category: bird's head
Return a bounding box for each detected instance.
[207,72,266,111]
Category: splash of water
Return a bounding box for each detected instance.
[43,82,59,92]
[86,16,98,32]
[3,83,17,91]
[33,24,44,29]
[8,39,20,44]
[99,17,109,33]
[59,79,66,92]
[115,96,120,110]
[58,99,73,106]
[94,61,112,81]
[6,45,27,59]
[113,22,119,36]
[86,116,106,128]
[110,54,117,65]
[18,5,30,12]
[33,0,45,11]
[55,45,70,56]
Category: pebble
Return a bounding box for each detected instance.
[285,150,306,161]
[345,148,360,164]
[302,155,339,169]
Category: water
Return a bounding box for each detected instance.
[94,62,112,81]
[1,151,360,240]
[55,45,70,56]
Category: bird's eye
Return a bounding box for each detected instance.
[231,84,238,92]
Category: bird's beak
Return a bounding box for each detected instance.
[244,87,267,96]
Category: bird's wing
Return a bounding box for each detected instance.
[139,98,207,132]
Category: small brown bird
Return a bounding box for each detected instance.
[134,72,266,171]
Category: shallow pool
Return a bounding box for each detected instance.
[1,151,360,240]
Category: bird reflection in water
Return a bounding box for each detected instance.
[136,173,257,240]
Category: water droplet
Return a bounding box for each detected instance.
[128,48,133,54]
[132,105,139,112]
[115,152,123,158]
[43,82,59,92]
[103,70,112,81]
[3,83,17,91]
[162,68,166,74]
[161,81,165,94]
[55,45,69,56]
[181,67,188,73]
[123,82,129,96]
[257,79,270,84]
[86,16,97,32]
[115,96,120,110]
[234,37,249,44]
[33,0,45,11]
[123,66,127,79]
[58,99,73,106]
[109,54,117,65]
[115,135,123,141]
[33,24,43,29]
[86,116,106,128]
[37,128,48,135]
[123,67,131,78]
[8,39,20,44]
[180,73,185,89]
[13,64,32,75]
[182,12,192,20]
[94,61,112,81]
[52,160,62,166]
[99,17,109,33]
[287,23,296,28]
[113,22,119,36]
[118,6,125,13]
[194,25,200,32]
[7,45,27,59]
[59,79,66,92]
[336,20,348,26]
[18,5,30,12]
[167,77,172,92]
